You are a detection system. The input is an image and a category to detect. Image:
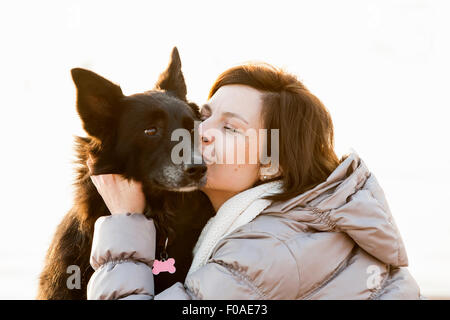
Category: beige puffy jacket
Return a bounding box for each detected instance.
[87,152,422,299]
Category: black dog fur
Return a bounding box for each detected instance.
[37,47,214,299]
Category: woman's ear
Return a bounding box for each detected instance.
[259,162,282,181]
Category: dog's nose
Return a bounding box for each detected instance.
[184,163,207,179]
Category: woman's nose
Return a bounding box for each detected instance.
[198,122,214,145]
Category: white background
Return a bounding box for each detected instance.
[0,0,449,299]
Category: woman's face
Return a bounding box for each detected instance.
[198,84,265,194]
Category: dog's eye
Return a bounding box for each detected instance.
[145,127,158,136]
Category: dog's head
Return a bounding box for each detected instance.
[71,47,206,192]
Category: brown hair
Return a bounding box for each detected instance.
[208,63,341,202]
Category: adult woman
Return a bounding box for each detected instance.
[86,64,422,299]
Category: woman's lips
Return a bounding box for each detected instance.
[202,147,216,165]
[202,154,215,165]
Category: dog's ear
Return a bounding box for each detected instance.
[154,47,187,101]
[71,68,124,139]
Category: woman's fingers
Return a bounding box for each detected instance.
[87,156,99,189]
[87,156,111,187]
[90,175,98,189]
[87,155,94,174]
[86,155,146,214]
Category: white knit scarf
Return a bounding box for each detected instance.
[186,180,284,278]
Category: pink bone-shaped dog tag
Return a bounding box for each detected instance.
[152,258,176,275]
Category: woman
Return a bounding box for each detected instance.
[86,63,422,299]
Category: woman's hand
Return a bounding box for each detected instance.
[87,156,146,215]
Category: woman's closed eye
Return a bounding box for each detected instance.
[224,124,242,134]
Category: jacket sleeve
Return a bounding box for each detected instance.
[87,213,156,300]
[88,214,299,300]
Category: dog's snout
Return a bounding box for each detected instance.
[184,163,207,179]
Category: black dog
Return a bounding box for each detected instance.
[37,47,214,299]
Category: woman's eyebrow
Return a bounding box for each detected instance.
[222,112,249,124]
[201,104,249,124]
